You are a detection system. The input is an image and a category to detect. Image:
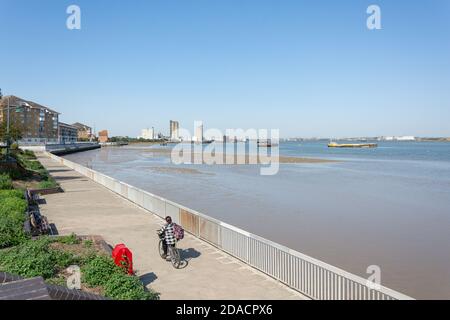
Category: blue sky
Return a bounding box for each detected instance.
[1,0,449,138]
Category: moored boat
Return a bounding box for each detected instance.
[328,142,378,148]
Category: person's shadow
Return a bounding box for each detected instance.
[181,248,201,261]
[177,248,202,269]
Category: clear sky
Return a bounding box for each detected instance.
[1,0,449,138]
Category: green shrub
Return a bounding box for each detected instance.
[0,238,75,279]
[57,233,81,245]
[23,160,44,171]
[38,178,58,189]
[82,255,124,287]
[0,191,28,248]
[45,275,67,287]
[0,196,27,220]
[82,255,159,300]
[0,216,28,248]
[0,173,13,190]
[0,189,24,201]
[23,150,37,159]
[83,240,94,248]
[0,167,28,180]
[103,273,159,300]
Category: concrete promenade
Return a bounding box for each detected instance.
[37,154,305,300]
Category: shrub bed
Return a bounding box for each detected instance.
[0,189,28,248]
[0,237,76,279]
[82,255,159,300]
[9,150,59,189]
[0,173,13,189]
[0,236,159,300]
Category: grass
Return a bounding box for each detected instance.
[38,177,58,189]
[83,240,94,248]
[0,173,13,189]
[103,273,158,300]
[3,149,60,190]
[56,233,81,245]
[0,189,28,248]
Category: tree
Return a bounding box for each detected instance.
[0,120,23,144]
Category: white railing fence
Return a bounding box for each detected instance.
[46,152,414,300]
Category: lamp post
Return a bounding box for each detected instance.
[7,96,10,136]
[4,96,11,158]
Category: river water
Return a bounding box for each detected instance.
[63,141,450,299]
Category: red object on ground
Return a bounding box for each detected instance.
[112,244,134,275]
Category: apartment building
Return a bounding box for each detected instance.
[139,128,155,140]
[58,122,78,144]
[72,122,94,141]
[0,95,59,144]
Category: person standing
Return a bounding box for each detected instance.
[158,216,176,258]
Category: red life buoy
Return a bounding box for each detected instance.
[112,244,134,275]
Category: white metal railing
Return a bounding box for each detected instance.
[45,152,414,300]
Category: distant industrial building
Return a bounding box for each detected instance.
[139,128,155,140]
[58,122,78,144]
[170,120,180,141]
[98,130,109,143]
[379,136,416,141]
[72,122,94,141]
[0,95,60,144]
[395,136,416,141]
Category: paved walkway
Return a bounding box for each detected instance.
[37,154,305,300]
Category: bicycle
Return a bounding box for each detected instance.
[158,232,181,269]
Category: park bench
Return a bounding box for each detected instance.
[24,190,51,236]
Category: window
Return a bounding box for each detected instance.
[52,115,58,129]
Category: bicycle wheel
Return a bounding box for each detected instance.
[170,247,181,269]
[158,240,166,259]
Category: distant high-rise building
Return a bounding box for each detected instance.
[194,121,203,143]
[170,120,179,141]
[139,128,155,140]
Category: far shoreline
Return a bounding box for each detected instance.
[138,147,340,164]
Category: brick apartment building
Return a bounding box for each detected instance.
[98,130,109,143]
[0,95,60,144]
[72,122,94,141]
